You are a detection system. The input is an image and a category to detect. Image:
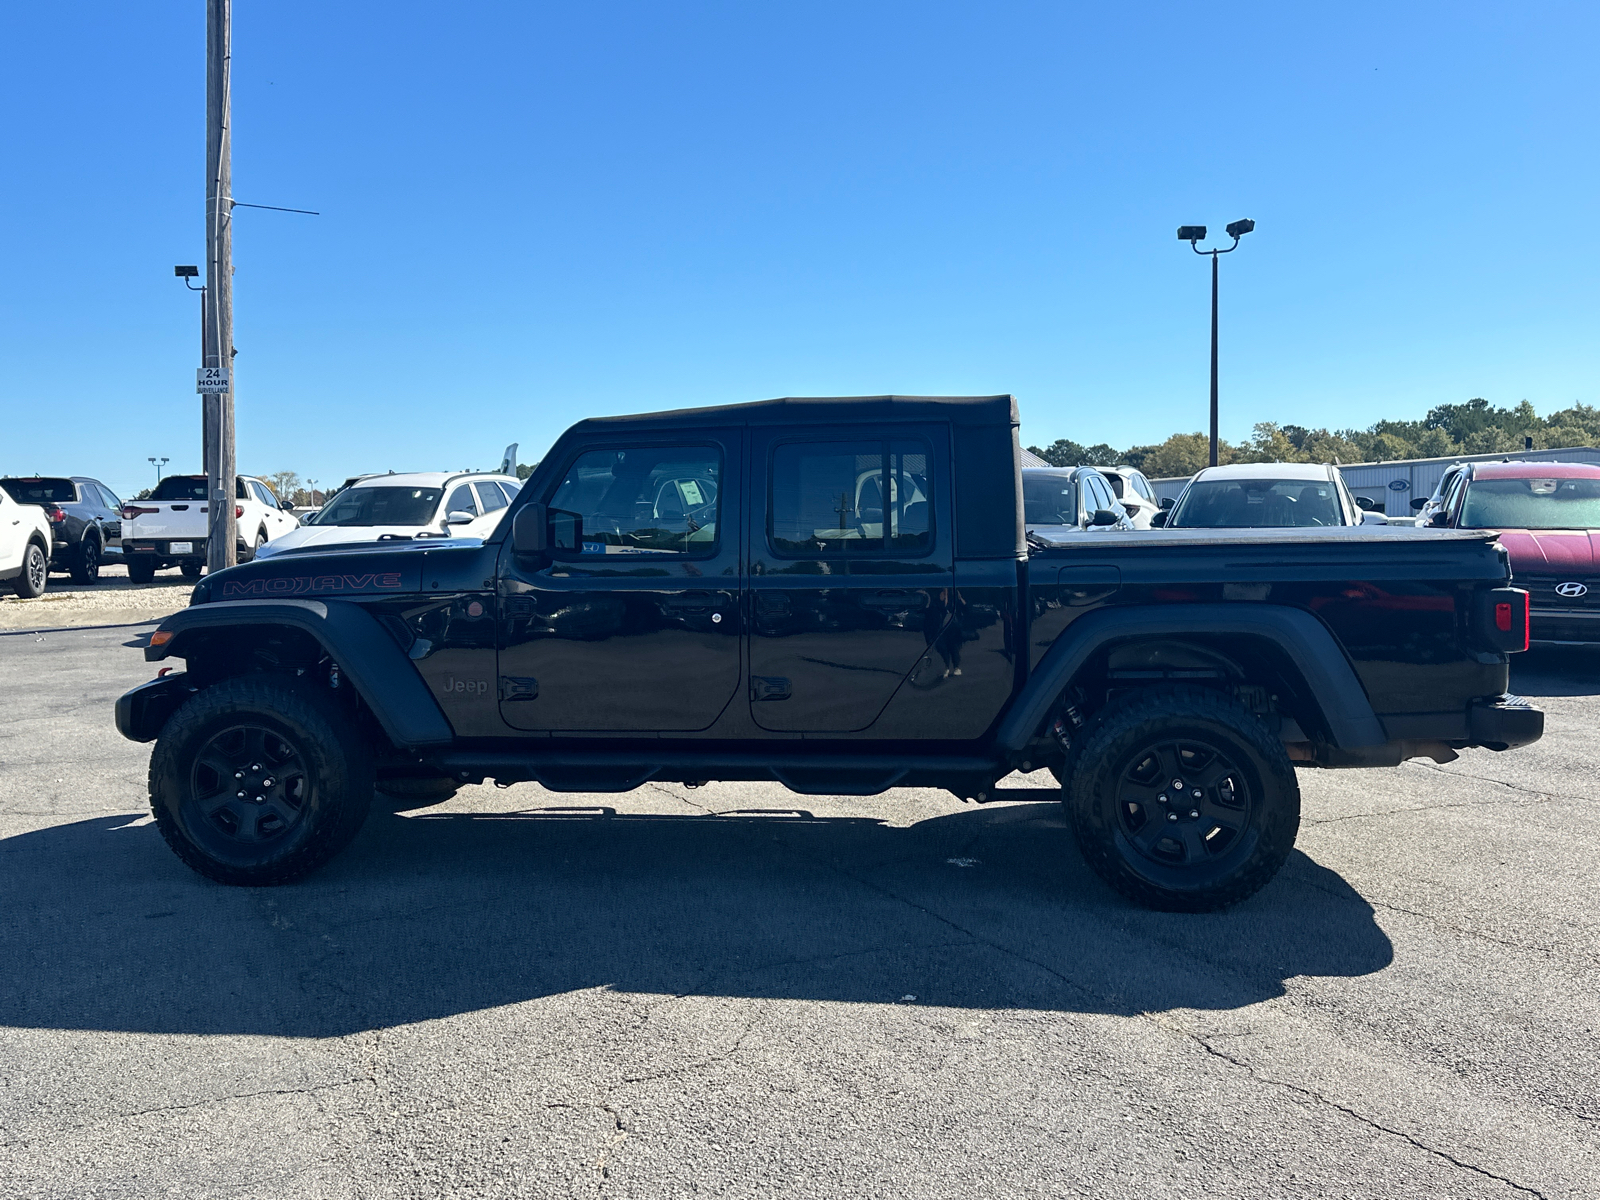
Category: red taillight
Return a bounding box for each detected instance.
[1495,602,1512,632]
[45,506,67,523]
[235,505,244,519]
[121,505,159,520]
[1478,587,1530,652]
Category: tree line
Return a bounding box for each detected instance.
[1027,398,1600,478]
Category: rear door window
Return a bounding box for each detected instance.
[769,438,931,556]
[443,486,478,519]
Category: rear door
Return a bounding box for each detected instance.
[747,425,953,731]
[497,432,742,731]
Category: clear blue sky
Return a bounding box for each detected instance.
[2,2,1596,499]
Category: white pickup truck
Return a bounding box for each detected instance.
[121,475,299,582]
[0,486,52,597]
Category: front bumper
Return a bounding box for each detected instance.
[1529,607,1600,646]
[1466,693,1544,750]
[115,672,196,742]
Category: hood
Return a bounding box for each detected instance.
[1495,529,1600,576]
[255,525,463,558]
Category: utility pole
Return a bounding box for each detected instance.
[203,0,237,573]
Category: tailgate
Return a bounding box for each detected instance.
[129,503,209,539]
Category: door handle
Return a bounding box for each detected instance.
[860,590,929,611]
[664,591,724,612]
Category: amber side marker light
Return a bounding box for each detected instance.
[149,631,174,647]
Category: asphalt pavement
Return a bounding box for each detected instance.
[0,620,1595,1198]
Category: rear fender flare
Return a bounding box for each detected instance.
[996,603,1386,751]
[142,598,454,749]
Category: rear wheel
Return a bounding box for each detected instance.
[13,542,48,597]
[126,556,157,584]
[69,536,102,584]
[1066,686,1300,912]
[149,676,373,886]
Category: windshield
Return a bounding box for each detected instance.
[1023,475,1076,525]
[1,478,75,504]
[311,486,443,527]
[1461,477,1600,530]
[1171,478,1343,528]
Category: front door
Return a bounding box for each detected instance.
[497,434,742,732]
[747,427,954,732]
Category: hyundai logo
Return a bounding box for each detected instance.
[1555,581,1589,598]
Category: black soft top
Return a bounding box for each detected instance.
[570,394,1018,433]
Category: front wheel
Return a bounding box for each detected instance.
[13,542,47,597]
[1066,686,1300,912]
[126,556,157,584]
[70,536,102,584]
[149,676,373,886]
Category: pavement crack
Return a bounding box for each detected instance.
[118,1076,376,1121]
[1176,1028,1551,1199]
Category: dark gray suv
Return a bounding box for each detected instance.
[0,476,124,583]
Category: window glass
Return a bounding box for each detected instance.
[1170,478,1344,528]
[98,484,122,509]
[1085,474,1114,514]
[498,480,521,501]
[1023,474,1076,525]
[314,486,445,527]
[473,481,508,512]
[150,476,210,501]
[1,478,77,504]
[1461,477,1600,530]
[443,486,478,519]
[1130,472,1156,502]
[252,481,279,507]
[549,446,721,556]
[1104,474,1126,500]
[769,439,931,555]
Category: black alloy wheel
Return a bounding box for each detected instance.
[149,676,373,885]
[70,536,101,584]
[187,724,311,848]
[1066,686,1300,912]
[1115,739,1251,868]
[14,542,47,598]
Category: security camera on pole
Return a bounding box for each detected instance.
[1177,219,1255,468]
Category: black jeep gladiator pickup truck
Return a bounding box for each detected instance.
[117,396,1542,910]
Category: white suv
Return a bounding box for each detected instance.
[1097,466,1162,530]
[0,487,52,597]
[256,471,521,558]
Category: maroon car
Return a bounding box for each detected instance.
[1430,460,1600,645]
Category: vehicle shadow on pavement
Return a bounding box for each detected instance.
[1512,646,1600,697]
[0,803,1392,1038]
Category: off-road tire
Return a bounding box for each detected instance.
[149,676,373,886]
[14,542,48,598]
[127,556,157,584]
[1066,686,1300,912]
[180,561,203,580]
[69,535,101,584]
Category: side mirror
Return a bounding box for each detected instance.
[512,503,548,553]
[1150,510,1169,527]
[1428,511,1449,528]
[1090,508,1120,527]
[1159,497,1175,510]
[446,509,477,525]
[1354,495,1375,511]
[1410,497,1428,511]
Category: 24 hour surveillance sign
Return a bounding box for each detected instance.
[196,367,230,393]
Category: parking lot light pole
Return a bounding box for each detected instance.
[1178,220,1255,467]
[148,457,169,486]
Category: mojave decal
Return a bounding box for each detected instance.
[219,572,406,598]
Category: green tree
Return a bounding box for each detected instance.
[265,470,302,501]
[1142,432,1232,478]
[1025,439,1088,467]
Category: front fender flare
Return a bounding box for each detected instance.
[996,603,1386,751]
[141,598,454,749]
